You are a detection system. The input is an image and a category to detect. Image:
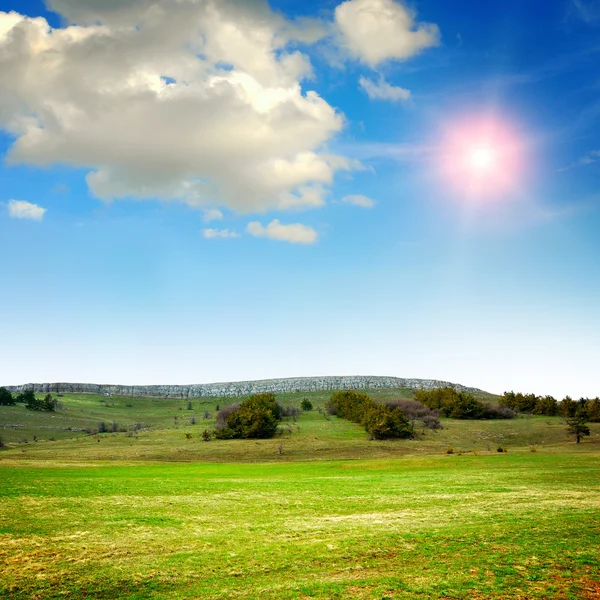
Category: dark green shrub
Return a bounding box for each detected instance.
[300,399,313,411]
[16,390,36,405]
[415,388,510,420]
[0,387,15,406]
[214,393,281,439]
[362,404,413,440]
[327,390,414,440]
[24,393,57,412]
[201,429,213,442]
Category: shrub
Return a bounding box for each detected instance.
[416,388,515,420]
[0,387,15,406]
[327,390,414,440]
[497,446,505,452]
[446,446,454,454]
[362,404,413,440]
[23,393,57,412]
[279,405,301,419]
[215,403,240,429]
[201,429,213,442]
[0,435,5,448]
[214,394,281,439]
[482,404,515,419]
[184,433,192,440]
[300,399,313,411]
[385,399,443,429]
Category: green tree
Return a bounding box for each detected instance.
[300,399,313,411]
[560,396,576,418]
[566,413,591,444]
[16,390,36,405]
[0,387,15,406]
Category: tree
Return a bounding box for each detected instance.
[24,393,57,412]
[0,387,15,406]
[16,390,36,405]
[300,399,313,411]
[566,412,591,444]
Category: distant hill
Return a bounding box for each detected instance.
[4,376,485,399]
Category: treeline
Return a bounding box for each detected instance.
[0,388,57,412]
[415,388,515,419]
[500,392,600,420]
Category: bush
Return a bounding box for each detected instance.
[327,390,414,440]
[481,403,515,419]
[279,405,301,419]
[0,387,15,406]
[24,393,57,412]
[446,446,454,454]
[201,429,213,442]
[214,393,281,439]
[416,388,515,420]
[385,399,442,429]
[300,399,313,411]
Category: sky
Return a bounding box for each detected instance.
[0,0,599,398]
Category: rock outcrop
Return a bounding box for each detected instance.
[4,376,485,398]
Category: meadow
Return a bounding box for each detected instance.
[1,390,599,599]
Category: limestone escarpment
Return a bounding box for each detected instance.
[4,376,485,398]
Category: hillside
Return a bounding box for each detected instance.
[1,387,598,462]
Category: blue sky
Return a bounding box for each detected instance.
[1,0,599,397]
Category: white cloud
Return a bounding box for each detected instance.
[558,150,600,172]
[342,194,375,208]
[7,199,46,221]
[0,3,353,214]
[246,219,318,244]
[359,76,410,101]
[334,0,440,68]
[202,208,223,223]
[202,228,240,239]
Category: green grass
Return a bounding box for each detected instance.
[1,390,599,598]
[1,453,599,599]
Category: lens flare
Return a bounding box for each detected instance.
[438,115,525,201]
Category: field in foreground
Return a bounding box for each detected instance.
[1,453,599,599]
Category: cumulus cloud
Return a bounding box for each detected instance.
[246,219,318,244]
[202,228,240,239]
[334,0,440,67]
[7,199,46,221]
[0,2,353,214]
[341,194,375,208]
[359,76,410,101]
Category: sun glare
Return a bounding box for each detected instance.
[438,115,525,201]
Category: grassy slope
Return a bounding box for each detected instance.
[2,389,597,462]
[1,390,599,599]
[1,454,599,599]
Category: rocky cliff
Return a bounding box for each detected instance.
[5,376,484,398]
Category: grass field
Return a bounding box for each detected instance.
[1,390,599,598]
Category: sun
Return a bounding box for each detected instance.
[438,115,525,200]
[469,145,495,171]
